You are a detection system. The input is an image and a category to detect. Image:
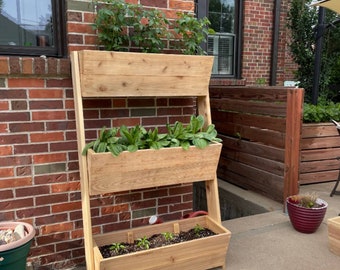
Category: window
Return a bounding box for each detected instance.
[197,0,243,78]
[0,0,66,57]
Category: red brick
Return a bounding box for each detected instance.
[0,156,31,167]
[9,57,20,74]
[0,89,27,99]
[33,153,67,164]
[16,206,50,218]
[32,111,66,121]
[30,132,65,143]
[22,58,33,74]
[0,145,12,155]
[0,101,9,110]
[9,122,44,132]
[8,78,45,88]
[35,213,68,226]
[67,11,82,22]
[0,167,14,177]
[84,12,95,23]
[0,189,14,199]
[47,58,58,75]
[36,232,70,245]
[0,123,8,133]
[130,199,156,210]
[14,143,48,154]
[140,0,167,8]
[101,204,129,215]
[0,177,32,188]
[52,201,82,213]
[51,182,80,193]
[169,0,194,11]
[0,198,34,210]
[29,89,64,98]
[34,173,67,185]
[46,78,72,87]
[0,57,9,74]
[36,194,69,206]
[0,112,30,122]
[67,22,95,34]
[41,222,74,234]
[16,186,50,197]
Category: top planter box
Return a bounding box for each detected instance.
[87,143,222,195]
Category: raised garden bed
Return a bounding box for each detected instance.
[93,216,230,269]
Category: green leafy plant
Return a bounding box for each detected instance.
[172,12,211,55]
[136,236,150,250]
[161,232,174,242]
[303,102,340,123]
[109,242,126,253]
[93,0,210,55]
[82,115,222,156]
[193,224,204,236]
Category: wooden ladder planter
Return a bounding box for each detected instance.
[71,50,231,270]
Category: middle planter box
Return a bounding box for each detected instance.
[86,143,222,195]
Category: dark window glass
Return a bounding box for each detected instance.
[0,0,66,57]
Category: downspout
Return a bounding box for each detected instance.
[270,0,281,86]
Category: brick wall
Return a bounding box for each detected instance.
[239,0,296,86]
[0,0,296,269]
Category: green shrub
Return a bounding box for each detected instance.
[303,102,340,123]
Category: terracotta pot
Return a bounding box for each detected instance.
[0,222,35,270]
[286,197,328,234]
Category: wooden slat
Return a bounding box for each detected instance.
[78,50,214,97]
[302,123,339,138]
[210,98,287,117]
[210,86,289,102]
[301,137,340,149]
[301,148,340,161]
[300,159,340,173]
[299,170,339,184]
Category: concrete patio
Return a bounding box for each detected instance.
[223,181,340,269]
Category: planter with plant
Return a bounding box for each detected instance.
[286,193,328,233]
[0,222,35,270]
[93,216,229,269]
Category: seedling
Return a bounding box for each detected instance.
[137,236,150,250]
[194,224,204,236]
[110,242,125,253]
[162,232,174,242]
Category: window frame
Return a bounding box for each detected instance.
[0,0,67,58]
[196,0,243,79]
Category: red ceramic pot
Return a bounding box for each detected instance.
[286,196,327,234]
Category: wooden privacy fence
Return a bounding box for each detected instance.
[301,123,340,185]
[210,86,304,203]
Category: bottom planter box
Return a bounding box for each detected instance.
[328,216,340,256]
[93,216,231,270]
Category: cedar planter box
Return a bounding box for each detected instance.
[328,216,340,256]
[87,143,222,195]
[93,215,231,270]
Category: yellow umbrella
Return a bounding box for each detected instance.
[311,0,340,14]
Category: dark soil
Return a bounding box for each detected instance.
[100,227,216,258]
